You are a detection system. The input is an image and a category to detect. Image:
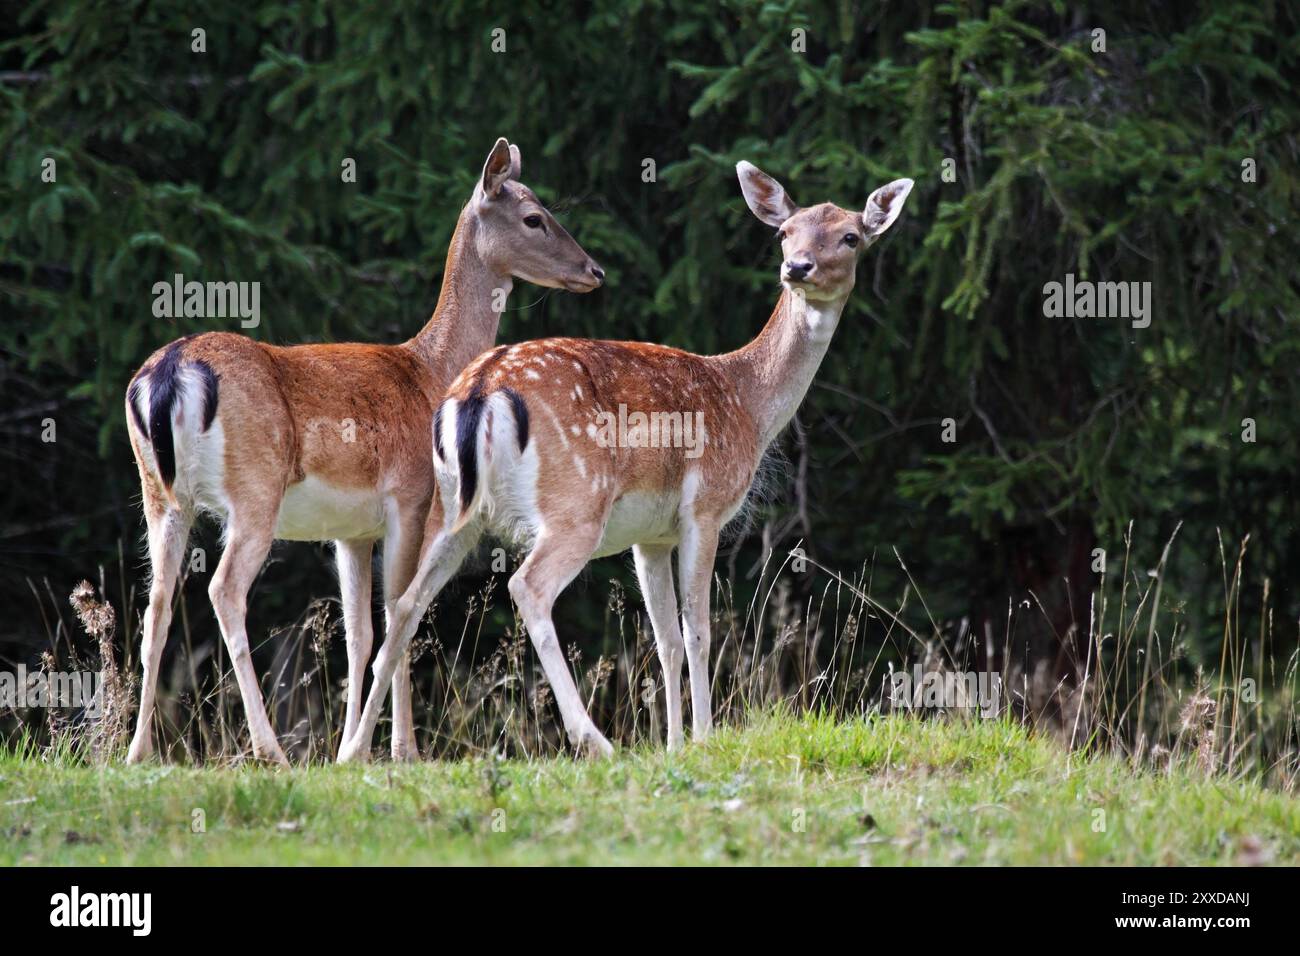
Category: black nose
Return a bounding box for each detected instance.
[590,265,605,283]
[785,260,812,280]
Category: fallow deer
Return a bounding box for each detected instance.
[337,160,913,761]
[124,139,604,764]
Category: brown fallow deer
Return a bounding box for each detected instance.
[337,160,913,762]
[124,139,604,764]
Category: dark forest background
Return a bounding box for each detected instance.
[2,1,1298,748]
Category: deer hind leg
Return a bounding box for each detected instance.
[382,503,426,762]
[510,523,613,758]
[337,499,479,763]
[209,505,287,765]
[678,517,720,740]
[633,543,685,751]
[126,485,192,763]
[335,538,374,747]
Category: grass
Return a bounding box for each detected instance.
[5,528,1298,865]
[3,710,1297,866]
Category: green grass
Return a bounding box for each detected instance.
[2,712,1297,865]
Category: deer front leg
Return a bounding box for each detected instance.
[678,517,720,740]
[335,538,374,748]
[337,512,479,764]
[633,543,685,751]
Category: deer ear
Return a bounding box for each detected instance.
[508,143,522,181]
[862,178,914,237]
[737,161,798,227]
[481,137,513,197]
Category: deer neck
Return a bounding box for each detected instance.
[720,286,849,448]
[406,210,513,377]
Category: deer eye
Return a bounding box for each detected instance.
[843,233,860,247]
[523,214,543,229]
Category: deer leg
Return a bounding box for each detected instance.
[338,503,478,763]
[633,543,685,751]
[335,537,374,748]
[126,488,192,763]
[209,510,287,765]
[509,524,613,758]
[678,517,720,740]
[383,503,426,761]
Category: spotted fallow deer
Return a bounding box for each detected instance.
[337,160,913,762]
[123,139,604,764]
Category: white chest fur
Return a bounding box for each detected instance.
[799,298,841,342]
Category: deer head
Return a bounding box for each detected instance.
[472,138,605,293]
[737,160,913,302]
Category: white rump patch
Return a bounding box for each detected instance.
[133,365,231,519]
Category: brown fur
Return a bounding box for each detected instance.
[447,337,761,533]
[151,334,443,496]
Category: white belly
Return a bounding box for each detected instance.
[274,476,386,542]
[593,490,680,558]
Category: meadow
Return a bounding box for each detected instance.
[4,532,1298,866]
[4,711,1297,866]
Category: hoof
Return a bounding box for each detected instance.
[575,729,615,759]
[125,741,152,765]
[253,746,290,767]
[336,737,370,765]
[390,743,419,763]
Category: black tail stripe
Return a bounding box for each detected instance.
[501,387,529,453]
[455,393,487,515]
[147,341,185,487]
[197,361,219,431]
